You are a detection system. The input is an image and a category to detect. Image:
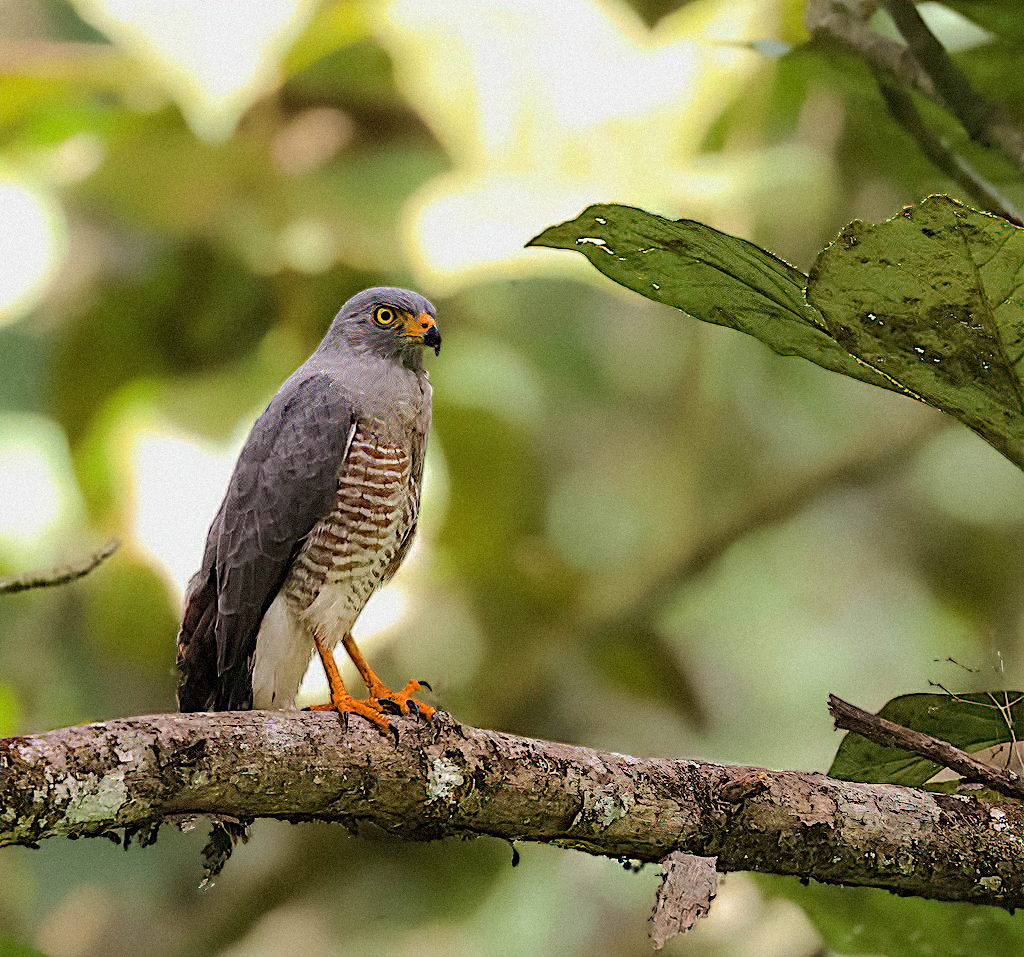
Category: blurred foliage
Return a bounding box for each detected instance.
[0,937,49,957]
[1,0,1024,955]
[765,874,1024,957]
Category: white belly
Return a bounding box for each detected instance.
[250,594,313,709]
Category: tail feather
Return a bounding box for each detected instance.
[176,573,221,712]
[177,570,256,711]
[177,572,254,883]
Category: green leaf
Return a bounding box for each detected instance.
[829,691,1024,786]
[807,195,1024,469]
[529,197,1024,468]
[527,203,914,398]
[768,876,1024,957]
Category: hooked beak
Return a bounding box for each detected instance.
[401,311,442,356]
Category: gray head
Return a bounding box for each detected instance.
[323,286,440,369]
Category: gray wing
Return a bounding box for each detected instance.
[177,370,355,711]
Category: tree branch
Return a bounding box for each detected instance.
[876,77,1024,224]
[805,0,1024,172]
[4,710,1024,910]
[0,538,120,594]
[805,0,939,101]
[883,0,1004,150]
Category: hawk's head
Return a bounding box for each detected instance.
[328,286,440,368]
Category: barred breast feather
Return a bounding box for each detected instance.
[286,423,422,631]
[248,416,425,709]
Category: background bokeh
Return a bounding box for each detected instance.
[2,1,1024,955]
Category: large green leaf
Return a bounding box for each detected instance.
[829,691,1024,786]
[527,203,914,398]
[807,196,1024,469]
[529,197,1024,468]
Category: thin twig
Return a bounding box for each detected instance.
[883,0,1003,149]
[805,0,1024,171]
[928,684,1024,775]
[0,538,120,594]
[828,694,1024,800]
[877,77,1024,225]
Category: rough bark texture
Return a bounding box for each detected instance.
[650,852,718,948]
[3,711,1024,909]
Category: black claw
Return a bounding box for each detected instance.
[417,679,433,692]
[408,699,421,716]
[389,723,400,746]
[378,697,401,715]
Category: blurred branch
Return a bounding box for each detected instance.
[882,0,1015,154]
[0,538,120,595]
[805,0,938,99]
[877,78,1023,224]
[5,709,1024,912]
[829,694,1024,799]
[647,417,940,601]
[805,0,1024,178]
[588,418,945,728]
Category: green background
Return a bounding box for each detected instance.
[2,1,1024,954]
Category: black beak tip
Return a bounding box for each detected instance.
[423,325,442,356]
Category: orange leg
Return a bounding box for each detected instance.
[308,632,394,731]
[341,632,436,721]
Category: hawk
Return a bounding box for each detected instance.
[176,287,440,730]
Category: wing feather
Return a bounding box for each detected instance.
[177,370,355,711]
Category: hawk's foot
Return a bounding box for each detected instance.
[367,678,437,722]
[339,633,436,721]
[307,691,394,733]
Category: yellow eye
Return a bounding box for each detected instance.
[373,306,398,327]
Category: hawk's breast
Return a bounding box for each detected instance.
[283,420,423,636]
